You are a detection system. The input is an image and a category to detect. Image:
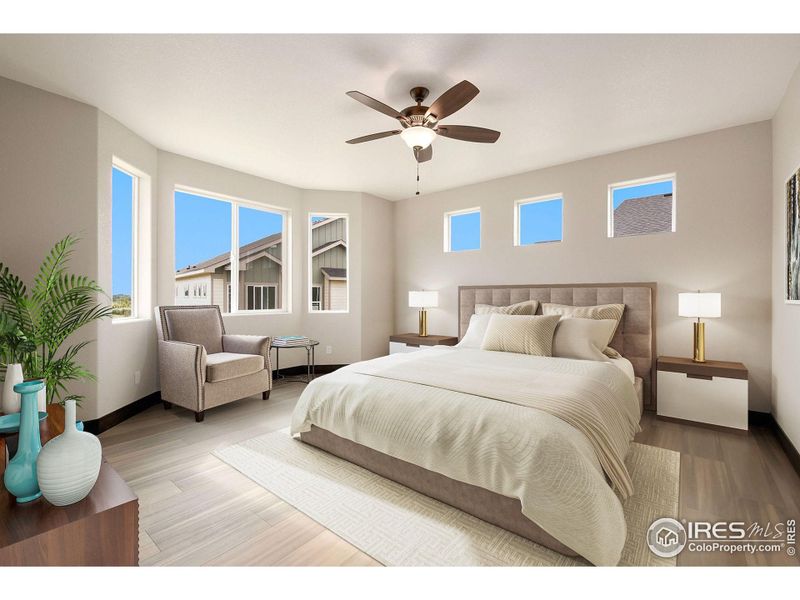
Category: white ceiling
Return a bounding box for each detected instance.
[1,34,799,200]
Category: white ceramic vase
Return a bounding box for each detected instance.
[36,387,47,412]
[1,364,24,414]
[36,399,102,506]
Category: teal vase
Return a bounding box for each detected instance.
[3,380,44,503]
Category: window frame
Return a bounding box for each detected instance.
[514,193,564,247]
[607,173,677,238]
[111,160,141,322]
[311,285,322,311]
[308,212,350,314]
[443,207,481,253]
[174,184,292,315]
[245,283,278,310]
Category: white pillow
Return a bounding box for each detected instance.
[475,299,539,316]
[552,318,618,362]
[542,302,625,357]
[480,314,561,356]
[456,314,492,348]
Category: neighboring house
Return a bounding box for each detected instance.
[613,194,673,237]
[174,216,347,311]
[311,217,348,311]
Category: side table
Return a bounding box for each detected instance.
[272,339,320,384]
[0,404,139,565]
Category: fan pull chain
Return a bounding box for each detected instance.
[416,162,420,196]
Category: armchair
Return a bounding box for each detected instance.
[154,305,272,422]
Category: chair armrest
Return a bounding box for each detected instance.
[158,340,207,410]
[222,334,272,379]
[222,334,271,358]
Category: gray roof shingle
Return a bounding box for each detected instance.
[176,232,281,274]
[613,194,673,237]
[320,267,347,279]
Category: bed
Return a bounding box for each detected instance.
[291,283,656,566]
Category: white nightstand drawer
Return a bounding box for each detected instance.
[657,370,748,430]
[389,341,422,355]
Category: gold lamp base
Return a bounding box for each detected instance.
[692,321,706,363]
[418,309,428,337]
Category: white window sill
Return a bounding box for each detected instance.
[111,316,151,325]
[515,239,563,247]
[222,310,292,317]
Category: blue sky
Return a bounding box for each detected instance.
[450,211,481,251]
[613,180,673,209]
[174,191,282,272]
[112,167,133,295]
[239,205,283,246]
[519,198,563,245]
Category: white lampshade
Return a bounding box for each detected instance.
[400,126,437,149]
[678,292,721,318]
[409,290,439,308]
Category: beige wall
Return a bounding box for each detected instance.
[0,76,100,420]
[394,122,773,411]
[361,193,395,360]
[96,112,159,419]
[772,62,800,448]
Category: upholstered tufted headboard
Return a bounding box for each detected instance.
[458,282,657,409]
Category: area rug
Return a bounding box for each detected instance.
[214,431,680,566]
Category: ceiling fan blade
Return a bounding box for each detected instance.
[436,125,501,143]
[414,145,433,163]
[346,91,409,123]
[346,130,401,144]
[424,80,479,123]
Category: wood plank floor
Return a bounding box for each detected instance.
[99,385,800,566]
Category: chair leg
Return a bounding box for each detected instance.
[195,410,205,423]
[163,401,172,410]
[262,390,270,401]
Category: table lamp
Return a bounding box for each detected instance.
[408,290,438,337]
[678,291,721,363]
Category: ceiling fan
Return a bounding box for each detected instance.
[345,80,501,163]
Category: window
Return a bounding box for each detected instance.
[309,214,349,312]
[311,285,322,310]
[444,208,481,252]
[246,284,277,310]
[515,195,563,246]
[112,165,138,319]
[238,205,284,311]
[174,188,289,313]
[608,174,675,238]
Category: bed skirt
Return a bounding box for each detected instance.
[300,425,579,557]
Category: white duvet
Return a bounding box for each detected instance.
[291,346,641,565]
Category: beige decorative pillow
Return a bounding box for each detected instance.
[552,318,618,362]
[480,314,561,356]
[541,302,625,356]
[475,299,539,316]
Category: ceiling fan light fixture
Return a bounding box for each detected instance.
[400,126,437,149]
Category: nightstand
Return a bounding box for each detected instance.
[389,333,458,354]
[657,356,748,431]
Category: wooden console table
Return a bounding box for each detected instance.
[0,405,138,566]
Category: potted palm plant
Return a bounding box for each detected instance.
[0,234,113,505]
[0,313,36,413]
[0,234,112,404]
